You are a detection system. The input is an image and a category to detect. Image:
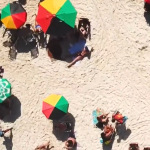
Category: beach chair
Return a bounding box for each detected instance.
[129,143,139,150]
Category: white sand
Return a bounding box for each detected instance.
[0,0,150,149]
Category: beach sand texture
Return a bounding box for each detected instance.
[1,0,150,149]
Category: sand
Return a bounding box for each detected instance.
[0,0,150,149]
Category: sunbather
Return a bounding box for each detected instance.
[96,108,109,126]
[68,47,93,68]
[78,18,90,40]
[112,111,128,125]
[101,125,115,144]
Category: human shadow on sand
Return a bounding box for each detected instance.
[3,130,13,150]
[52,113,76,142]
[116,124,131,143]
[3,95,21,123]
[144,12,150,25]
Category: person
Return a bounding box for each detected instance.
[31,16,47,49]
[96,108,109,127]
[67,47,93,68]
[64,133,76,150]
[31,21,42,33]
[100,125,115,144]
[129,143,139,150]
[0,128,13,137]
[78,18,90,40]
[112,111,128,125]
[35,141,54,150]
[144,0,150,12]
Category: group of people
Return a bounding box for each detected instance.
[129,143,150,150]
[96,108,128,145]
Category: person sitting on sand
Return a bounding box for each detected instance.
[31,16,47,49]
[0,127,13,137]
[68,47,93,68]
[31,20,42,33]
[35,141,54,150]
[64,135,76,150]
[101,125,115,144]
[112,111,128,125]
[97,113,109,126]
[78,18,90,40]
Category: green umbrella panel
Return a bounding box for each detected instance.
[0,78,11,103]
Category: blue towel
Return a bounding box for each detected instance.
[92,110,103,125]
[69,39,86,55]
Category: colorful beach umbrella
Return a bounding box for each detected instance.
[36,0,77,36]
[1,3,27,29]
[0,78,11,103]
[42,94,69,120]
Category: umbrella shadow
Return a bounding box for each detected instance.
[52,113,76,142]
[3,95,21,123]
[47,38,63,60]
[18,0,27,5]
[144,11,150,26]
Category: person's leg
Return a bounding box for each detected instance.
[3,128,13,134]
[68,56,83,68]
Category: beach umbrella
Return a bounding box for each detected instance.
[0,78,11,103]
[1,3,27,29]
[42,94,69,120]
[36,0,77,36]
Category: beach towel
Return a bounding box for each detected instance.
[69,39,86,55]
[92,109,103,126]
